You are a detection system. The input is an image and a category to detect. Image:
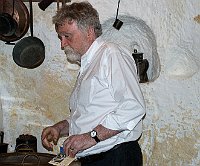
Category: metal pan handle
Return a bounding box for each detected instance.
[22,154,40,166]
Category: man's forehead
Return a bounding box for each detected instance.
[56,21,78,33]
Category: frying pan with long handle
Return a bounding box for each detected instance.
[12,0,45,69]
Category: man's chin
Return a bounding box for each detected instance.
[66,54,81,63]
[64,47,81,65]
[67,58,81,66]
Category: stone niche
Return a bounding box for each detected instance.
[102,15,161,82]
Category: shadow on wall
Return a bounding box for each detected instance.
[102,15,161,82]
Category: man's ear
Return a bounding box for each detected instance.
[87,26,95,39]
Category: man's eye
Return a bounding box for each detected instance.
[57,34,71,40]
[65,35,70,38]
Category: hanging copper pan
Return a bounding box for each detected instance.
[0,0,29,43]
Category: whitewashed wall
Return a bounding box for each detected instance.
[0,0,200,165]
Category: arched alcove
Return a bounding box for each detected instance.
[102,15,161,82]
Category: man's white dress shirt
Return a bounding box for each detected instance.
[69,36,146,157]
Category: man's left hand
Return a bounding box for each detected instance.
[63,133,96,158]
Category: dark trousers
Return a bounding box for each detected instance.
[79,141,143,166]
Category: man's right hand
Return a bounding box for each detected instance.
[41,126,60,151]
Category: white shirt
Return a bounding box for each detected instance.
[69,36,146,157]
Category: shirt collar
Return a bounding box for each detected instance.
[80,36,104,73]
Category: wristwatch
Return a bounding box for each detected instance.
[90,130,100,143]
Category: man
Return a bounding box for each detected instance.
[41,1,146,166]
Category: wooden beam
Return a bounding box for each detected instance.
[22,0,71,2]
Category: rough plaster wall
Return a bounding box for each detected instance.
[0,3,78,152]
[0,0,200,165]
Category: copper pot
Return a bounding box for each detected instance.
[0,0,29,43]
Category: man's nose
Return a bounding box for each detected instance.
[61,38,69,49]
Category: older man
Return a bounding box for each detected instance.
[41,1,146,166]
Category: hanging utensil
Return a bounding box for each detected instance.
[12,0,45,69]
[38,0,54,11]
[0,0,29,43]
[113,0,123,30]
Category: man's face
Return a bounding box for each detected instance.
[56,21,91,63]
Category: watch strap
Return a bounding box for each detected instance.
[93,135,100,143]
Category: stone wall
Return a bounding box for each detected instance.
[0,0,200,165]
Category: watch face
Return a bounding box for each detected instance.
[91,130,97,137]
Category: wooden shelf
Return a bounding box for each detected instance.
[22,0,71,2]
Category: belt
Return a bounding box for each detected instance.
[78,141,137,163]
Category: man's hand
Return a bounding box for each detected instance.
[41,126,60,151]
[63,133,96,158]
[41,120,69,151]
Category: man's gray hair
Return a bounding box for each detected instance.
[52,1,102,38]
